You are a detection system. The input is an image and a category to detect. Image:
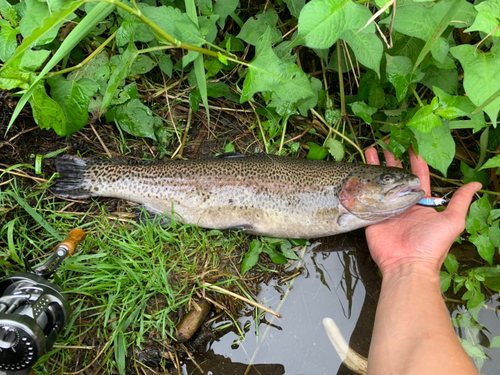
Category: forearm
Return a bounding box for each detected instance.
[367,261,479,375]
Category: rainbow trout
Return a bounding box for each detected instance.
[53,154,424,238]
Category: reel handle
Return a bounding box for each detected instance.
[54,229,86,257]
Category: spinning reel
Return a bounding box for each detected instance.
[0,229,86,375]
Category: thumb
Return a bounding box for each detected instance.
[444,182,482,221]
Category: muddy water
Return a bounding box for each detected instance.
[183,232,380,375]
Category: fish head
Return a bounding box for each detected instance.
[339,165,425,221]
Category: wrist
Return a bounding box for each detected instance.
[379,258,442,283]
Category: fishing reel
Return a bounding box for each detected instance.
[0,229,85,375]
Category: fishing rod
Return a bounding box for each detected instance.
[0,229,86,375]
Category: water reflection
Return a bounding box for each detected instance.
[184,231,379,375]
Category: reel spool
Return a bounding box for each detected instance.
[0,229,85,375]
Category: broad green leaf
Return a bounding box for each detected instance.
[412,0,462,68]
[470,232,495,264]
[2,0,83,70]
[450,45,500,127]
[386,55,424,101]
[444,253,459,274]
[129,55,157,76]
[206,82,230,98]
[158,55,173,77]
[0,54,33,90]
[19,0,75,46]
[388,125,413,160]
[241,28,314,104]
[47,76,98,137]
[491,336,500,348]
[407,97,441,133]
[350,101,378,124]
[466,195,491,235]
[341,29,383,77]
[465,0,500,37]
[471,266,500,279]
[391,1,451,43]
[67,52,109,82]
[5,1,114,130]
[433,86,475,119]
[326,138,344,161]
[29,84,66,136]
[296,0,369,49]
[0,20,19,62]
[388,36,425,65]
[453,275,466,294]
[0,0,18,26]
[205,60,222,78]
[279,240,299,260]
[485,274,500,291]
[428,37,449,65]
[466,289,485,321]
[325,108,342,125]
[411,120,454,176]
[262,246,287,264]
[460,339,488,359]
[196,0,213,16]
[284,0,305,18]
[479,154,500,170]
[440,271,452,293]
[142,6,204,47]
[20,49,51,71]
[452,0,477,28]
[101,41,138,115]
[242,239,262,275]
[116,19,155,47]
[237,10,282,46]
[421,65,458,95]
[307,142,328,160]
[109,99,162,141]
[199,16,219,44]
[461,162,488,189]
[214,0,239,29]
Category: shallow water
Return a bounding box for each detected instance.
[183,232,378,374]
[182,233,500,375]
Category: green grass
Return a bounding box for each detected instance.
[0,173,258,374]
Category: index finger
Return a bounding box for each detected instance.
[409,146,430,196]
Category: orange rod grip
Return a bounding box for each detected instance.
[55,229,86,256]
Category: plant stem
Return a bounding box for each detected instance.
[429,172,500,196]
[410,84,424,107]
[311,108,366,164]
[46,30,118,77]
[138,45,175,54]
[87,0,230,60]
[336,41,346,118]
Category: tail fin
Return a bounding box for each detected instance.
[53,155,92,199]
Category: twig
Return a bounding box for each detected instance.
[180,344,204,374]
[89,123,112,158]
[64,338,112,375]
[283,122,314,145]
[53,345,96,350]
[202,282,282,318]
[429,172,500,196]
[0,167,48,183]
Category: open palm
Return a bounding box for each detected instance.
[364,146,481,275]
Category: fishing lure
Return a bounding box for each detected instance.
[417,191,453,207]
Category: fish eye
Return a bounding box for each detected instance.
[380,174,395,184]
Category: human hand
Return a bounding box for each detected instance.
[364,145,481,276]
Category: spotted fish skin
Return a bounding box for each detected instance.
[53,154,424,238]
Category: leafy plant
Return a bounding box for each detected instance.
[440,194,500,370]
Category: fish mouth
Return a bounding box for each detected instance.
[383,182,423,202]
